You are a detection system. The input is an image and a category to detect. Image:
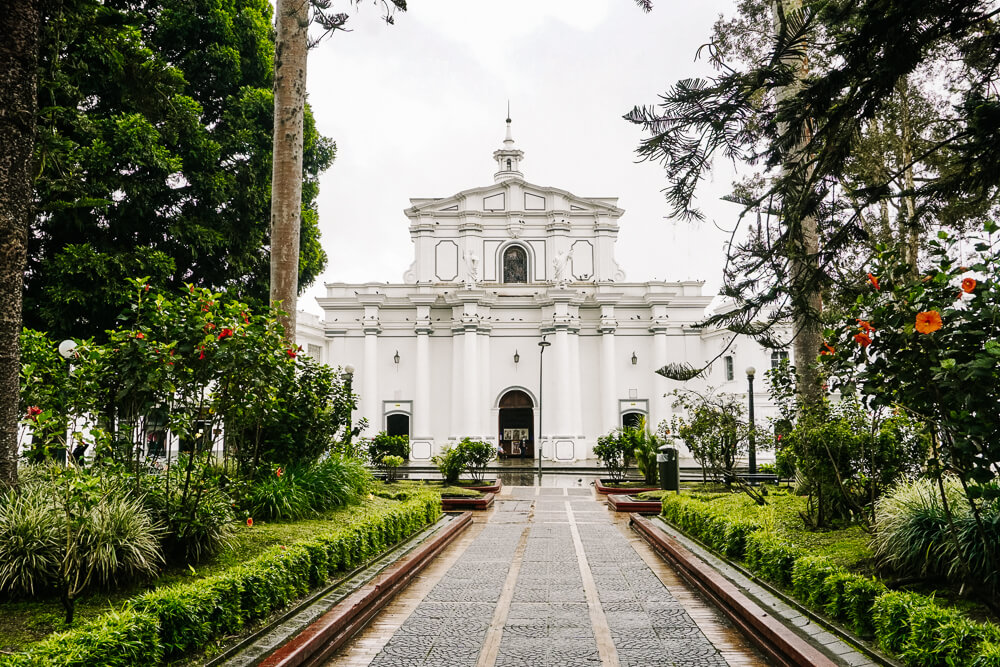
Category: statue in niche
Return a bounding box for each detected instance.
[552,248,574,286]
[463,250,480,288]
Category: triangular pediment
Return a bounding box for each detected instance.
[406,179,623,217]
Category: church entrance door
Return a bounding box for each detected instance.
[498,390,534,459]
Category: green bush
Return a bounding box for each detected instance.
[0,610,163,667]
[842,576,887,637]
[792,555,841,610]
[974,640,1000,666]
[243,470,311,522]
[1,491,441,664]
[432,445,465,485]
[295,455,371,512]
[457,438,494,482]
[381,455,405,483]
[367,432,410,470]
[594,429,633,482]
[745,532,799,587]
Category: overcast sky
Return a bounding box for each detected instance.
[301,0,745,314]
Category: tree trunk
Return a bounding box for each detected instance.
[0,0,41,489]
[269,0,309,343]
[896,77,920,279]
[774,0,823,411]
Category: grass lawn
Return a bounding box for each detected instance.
[0,495,411,653]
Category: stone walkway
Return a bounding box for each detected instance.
[327,487,769,666]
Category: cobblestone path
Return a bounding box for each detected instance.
[328,487,768,667]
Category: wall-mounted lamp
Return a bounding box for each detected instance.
[631,351,638,366]
[513,350,520,365]
[393,350,400,365]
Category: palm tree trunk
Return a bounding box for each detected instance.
[270,0,309,343]
[0,0,41,489]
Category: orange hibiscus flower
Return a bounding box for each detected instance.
[854,332,872,347]
[915,310,942,334]
[857,319,875,334]
[867,273,880,290]
[961,277,976,293]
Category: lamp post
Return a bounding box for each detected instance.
[57,340,78,464]
[746,366,756,475]
[537,336,551,480]
[342,364,356,452]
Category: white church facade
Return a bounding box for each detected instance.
[297,121,789,462]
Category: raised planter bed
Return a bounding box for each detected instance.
[455,479,502,493]
[606,494,663,513]
[441,492,495,511]
[594,478,661,495]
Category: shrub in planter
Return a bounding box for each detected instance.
[432,445,465,485]
[457,438,494,482]
[594,429,633,482]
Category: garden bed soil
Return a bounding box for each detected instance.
[594,478,661,495]
[440,493,495,511]
[606,494,663,513]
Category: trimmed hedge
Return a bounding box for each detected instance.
[659,493,1000,665]
[0,490,441,666]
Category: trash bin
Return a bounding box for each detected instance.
[657,444,679,491]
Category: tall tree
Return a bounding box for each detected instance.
[0,0,41,488]
[628,0,1000,406]
[25,0,335,341]
[268,0,405,342]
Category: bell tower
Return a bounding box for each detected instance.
[492,113,524,183]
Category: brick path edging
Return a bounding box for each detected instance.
[630,513,838,667]
[260,511,474,667]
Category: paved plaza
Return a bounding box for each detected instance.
[327,487,768,666]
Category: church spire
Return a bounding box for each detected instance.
[493,108,524,183]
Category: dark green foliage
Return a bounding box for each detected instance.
[367,432,410,470]
[241,456,371,521]
[253,357,358,466]
[431,445,464,486]
[668,391,761,484]
[27,0,335,340]
[593,429,634,482]
[745,532,799,587]
[457,438,495,483]
[0,610,163,667]
[660,491,1000,661]
[0,491,440,664]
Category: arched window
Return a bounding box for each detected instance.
[503,245,527,283]
[506,158,512,170]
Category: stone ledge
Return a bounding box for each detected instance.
[259,511,474,667]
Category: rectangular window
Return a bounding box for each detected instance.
[724,356,734,381]
[307,344,322,360]
[771,350,789,369]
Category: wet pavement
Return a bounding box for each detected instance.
[326,486,770,667]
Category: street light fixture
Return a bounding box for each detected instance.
[342,364,356,450]
[746,366,756,475]
[537,336,551,480]
[57,340,77,464]
[631,351,638,366]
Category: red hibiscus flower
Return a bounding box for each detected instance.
[217,328,234,340]
[820,342,835,356]
[276,467,283,478]
[867,273,880,290]
[286,349,297,358]
[26,406,42,421]
[915,311,943,334]
[135,332,145,339]
[962,277,976,293]
[247,518,253,527]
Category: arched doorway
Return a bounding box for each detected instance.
[498,390,534,458]
[622,411,645,430]
[385,413,411,460]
